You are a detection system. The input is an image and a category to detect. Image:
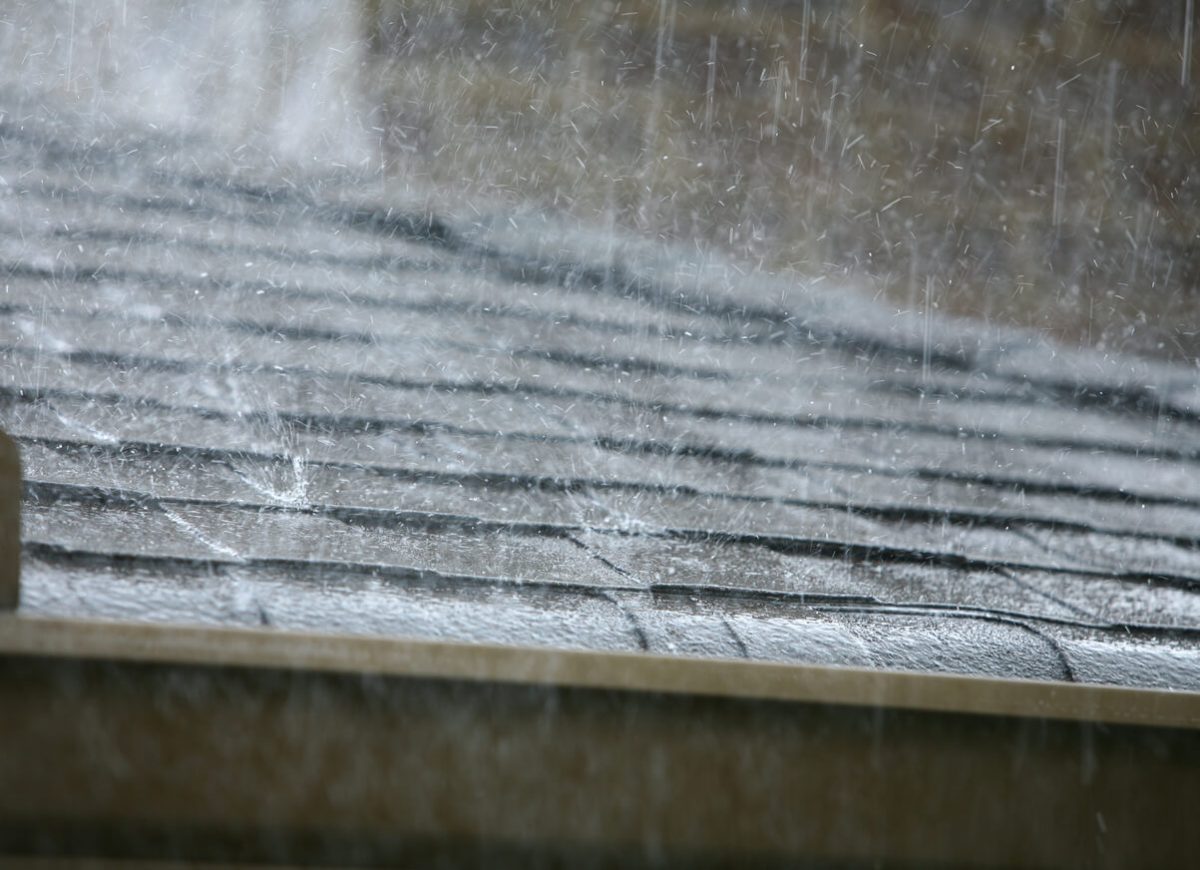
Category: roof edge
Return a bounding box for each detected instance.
[1,613,1196,729]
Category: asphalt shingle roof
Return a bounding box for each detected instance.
[4,107,1200,689]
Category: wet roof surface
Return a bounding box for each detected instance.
[4,106,1200,690]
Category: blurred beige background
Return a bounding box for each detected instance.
[4,0,1197,362]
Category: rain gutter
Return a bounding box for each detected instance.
[0,431,1198,867]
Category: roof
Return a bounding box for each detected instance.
[4,104,1200,690]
